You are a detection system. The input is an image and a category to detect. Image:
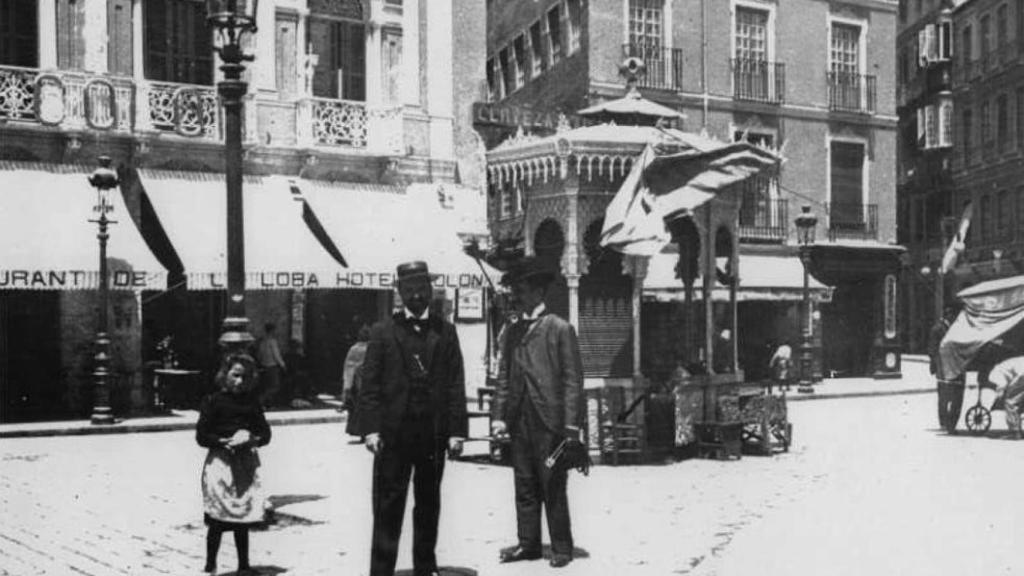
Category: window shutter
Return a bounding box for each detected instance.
[541,16,552,67]
[523,31,533,80]
[926,25,938,62]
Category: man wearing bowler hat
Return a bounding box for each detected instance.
[490,257,584,568]
[359,261,468,576]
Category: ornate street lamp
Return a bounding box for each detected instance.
[207,0,259,352]
[795,205,818,393]
[88,156,119,424]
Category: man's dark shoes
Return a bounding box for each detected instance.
[549,554,573,568]
[499,546,542,563]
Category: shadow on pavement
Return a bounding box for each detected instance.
[267,494,326,508]
[218,566,286,576]
[395,567,478,576]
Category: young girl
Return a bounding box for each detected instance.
[196,353,272,575]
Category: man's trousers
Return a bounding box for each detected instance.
[937,379,965,432]
[370,419,445,576]
[510,404,573,557]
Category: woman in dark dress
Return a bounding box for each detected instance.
[196,353,271,575]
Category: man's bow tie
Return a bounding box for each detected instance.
[407,317,430,332]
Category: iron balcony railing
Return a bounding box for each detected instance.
[731,58,785,104]
[739,196,788,243]
[827,71,877,114]
[826,203,879,241]
[622,43,683,91]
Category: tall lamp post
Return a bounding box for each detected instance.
[88,156,119,424]
[207,1,259,353]
[795,205,818,394]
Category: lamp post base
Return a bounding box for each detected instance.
[796,382,815,394]
[219,316,255,357]
[90,411,115,425]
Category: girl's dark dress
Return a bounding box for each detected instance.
[196,391,272,527]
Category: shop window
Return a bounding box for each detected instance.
[0,0,38,67]
[382,29,402,105]
[309,15,366,101]
[145,0,214,85]
[530,21,547,77]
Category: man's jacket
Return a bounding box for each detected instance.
[358,314,468,442]
[491,313,584,434]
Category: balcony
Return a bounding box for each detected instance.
[0,64,402,153]
[739,197,788,243]
[622,44,683,91]
[827,72,876,114]
[826,203,879,241]
[731,58,785,105]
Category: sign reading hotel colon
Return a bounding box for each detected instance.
[192,271,488,291]
[0,269,162,290]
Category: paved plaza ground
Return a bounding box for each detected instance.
[2,361,1021,576]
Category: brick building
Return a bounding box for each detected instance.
[0,0,489,422]
[896,0,959,354]
[944,0,1024,296]
[479,0,903,381]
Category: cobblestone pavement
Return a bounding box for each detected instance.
[1,388,973,576]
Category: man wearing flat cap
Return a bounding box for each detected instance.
[358,261,468,576]
[491,257,584,569]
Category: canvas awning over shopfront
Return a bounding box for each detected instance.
[295,179,494,291]
[0,162,166,290]
[642,251,832,302]
[138,170,347,290]
[939,274,1024,380]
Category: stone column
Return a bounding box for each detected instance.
[566,275,581,331]
[626,255,649,382]
[38,0,57,69]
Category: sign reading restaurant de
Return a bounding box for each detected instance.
[0,269,162,290]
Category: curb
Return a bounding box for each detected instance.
[786,387,934,402]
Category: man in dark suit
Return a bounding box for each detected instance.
[490,257,584,569]
[359,261,468,576]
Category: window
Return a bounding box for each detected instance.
[498,47,514,94]
[998,94,1009,148]
[382,29,402,105]
[547,6,563,65]
[939,99,953,147]
[981,100,992,145]
[981,15,991,59]
[831,23,861,75]
[980,194,992,242]
[0,0,37,67]
[962,25,973,64]
[736,7,769,61]
[629,0,664,51]
[939,20,953,60]
[919,24,937,65]
[963,107,973,159]
[57,0,86,70]
[924,104,937,149]
[513,35,526,88]
[1017,186,1024,238]
[830,141,866,226]
[530,21,546,77]
[486,58,498,102]
[734,131,777,229]
[309,15,366,100]
[145,0,214,85]
[998,4,1009,47]
[1017,87,1024,147]
[998,190,1012,240]
[567,0,582,54]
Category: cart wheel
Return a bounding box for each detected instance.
[964,405,991,433]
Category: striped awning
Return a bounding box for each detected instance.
[0,163,166,290]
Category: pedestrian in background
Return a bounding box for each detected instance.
[195,353,272,576]
[491,257,584,569]
[930,305,963,434]
[359,261,468,576]
[769,341,793,392]
[256,322,286,408]
[986,355,1024,440]
[342,325,370,439]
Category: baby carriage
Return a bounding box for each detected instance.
[939,275,1024,434]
